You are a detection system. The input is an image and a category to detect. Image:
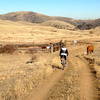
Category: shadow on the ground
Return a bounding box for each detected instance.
[52,65,63,70]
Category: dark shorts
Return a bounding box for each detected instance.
[60,55,66,60]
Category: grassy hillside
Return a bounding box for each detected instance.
[0,19,100,45]
[0,11,51,23]
[41,20,75,30]
[0,11,73,24]
[0,11,100,30]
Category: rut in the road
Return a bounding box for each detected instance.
[24,66,68,100]
[46,56,98,100]
[77,57,98,100]
[46,57,80,100]
[23,45,98,100]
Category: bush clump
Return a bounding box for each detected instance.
[0,45,16,54]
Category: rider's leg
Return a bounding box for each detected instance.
[60,55,63,64]
[64,56,66,64]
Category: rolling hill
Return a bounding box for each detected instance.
[41,20,75,30]
[0,11,100,30]
[0,11,73,23]
[0,11,52,23]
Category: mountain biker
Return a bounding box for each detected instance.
[59,44,69,64]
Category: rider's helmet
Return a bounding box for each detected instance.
[61,43,66,48]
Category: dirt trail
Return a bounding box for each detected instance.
[46,56,97,100]
[24,67,68,100]
[24,46,98,100]
[77,57,97,100]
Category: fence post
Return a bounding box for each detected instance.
[59,40,63,49]
[50,43,53,53]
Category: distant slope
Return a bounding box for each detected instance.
[0,11,100,30]
[75,19,100,30]
[90,26,100,35]
[0,11,76,25]
[41,20,75,30]
[0,11,51,23]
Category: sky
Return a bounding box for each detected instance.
[0,0,100,19]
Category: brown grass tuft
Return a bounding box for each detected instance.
[0,45,16,54]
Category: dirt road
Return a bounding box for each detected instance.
[78,57,97,100]
[25,66,68,100]
[24,46,98,100]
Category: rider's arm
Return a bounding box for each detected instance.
[67,50,69,56]
[66,49,69,56]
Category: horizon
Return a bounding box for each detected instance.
[0,0,100,20]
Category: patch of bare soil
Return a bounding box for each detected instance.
[46,58,80,100]
[83,43,100,99]
[25,67,68,100]
[45,56,98,100]
[77,57,98,100]
[49,46,99,100]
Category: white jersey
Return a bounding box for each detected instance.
[61,48,67,51]
[60,48,68,56]
[61,53,67,56]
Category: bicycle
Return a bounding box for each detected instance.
[61,57,67,70]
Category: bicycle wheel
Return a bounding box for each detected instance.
[61,58,66,70]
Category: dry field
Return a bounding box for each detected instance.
[0,19,100,45]
[0,19,100,100]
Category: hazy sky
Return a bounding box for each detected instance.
[0,0,100,19]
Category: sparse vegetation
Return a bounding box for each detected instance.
[0,13,100,100]
[0,52,53,100]
[0,45,16,54]
[41,20,75,30]
[89,30,94,34]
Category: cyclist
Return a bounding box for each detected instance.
[59,44,69,68]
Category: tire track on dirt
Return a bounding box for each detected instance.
[45,55,98,100]
[77,57,98,100]
[46,56,80,100]
[23,45,98,100]
[24,66,68,100]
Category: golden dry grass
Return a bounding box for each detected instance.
[41,20,75,30]
[0,19,100,45]
[0,52,56,100]
[0,19,100,100]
